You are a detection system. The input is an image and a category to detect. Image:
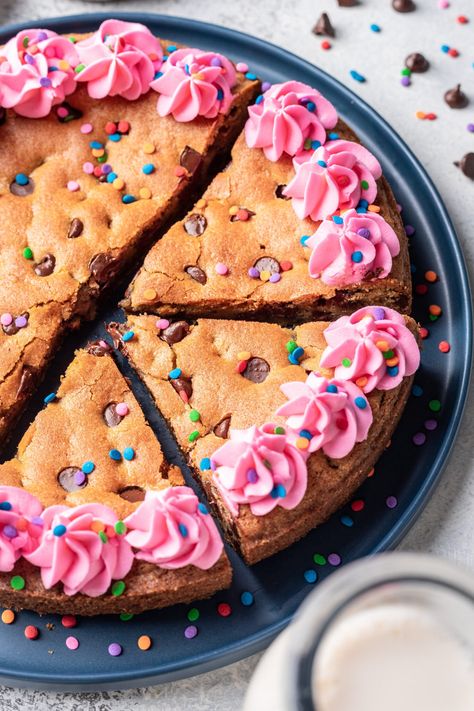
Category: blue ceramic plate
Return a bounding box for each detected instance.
[0,13,471,691]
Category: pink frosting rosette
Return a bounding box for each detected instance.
[151,47,236,121]
[210,424,308,517]
[320,305,420,393]
[306,209,400,286]
[276,373,373,459]
[0,486,43,572]
[245,80,338,161]
[25,503,133,597]
[124,486,223,570]
[283,139,382,222]
[75,19,163,100]
[0,29,79,118]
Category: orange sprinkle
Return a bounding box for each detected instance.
[196,198,207,209]
[237,351,252,361]
[137,635,152,651]
[15,517,28,532]
[429,304,442,316]
[1,609,15,624]
[439,340,451,353]
[143,142,155,154]
[118,120,130,134]
[386,357,399,367]
[375,340,390,352]
[296,437,310,450]
[113,178,125,190]
[106,526,116,539]
[91,520,105,533]
[367,204,381,213]
[143,288,157,300]
[228,205,239,216]
[139,187,152,199]
[425,270,438,283]
[355,376,368,388]
[91,148,105,158]
[416,111,426,120]
[58,60,70,71]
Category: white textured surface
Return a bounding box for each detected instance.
[0,0,473,708]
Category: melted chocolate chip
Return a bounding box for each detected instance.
[242,357,270,384]
[58,467,86,492]
[103,402,123,427]
[68,218,84,239]
[2,312,29,336]
[106,322,125,349]
[119,486,146,502]
[454,153,474,179]
[34,254,55,277]
[180,146,202,174]
[86,340,111,357]
[183,213,207,236]
[392,0,416,11]
[89,253,120,286]
[10,177,34,197]
[16,365,36,399]
[405,52,429,73]
[253,256,281,275]
[57,102,83,123]
[185,265,207,284]
[313,12,335,37]
[214,415,231,439]
[159,320,190,345]
[444,84,469,109]
[170,376,193,399]
[275,184,290,200]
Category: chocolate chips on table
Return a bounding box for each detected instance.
[405,52,429,73]
[184,213,207,236]
[444,85,469,109]
[313,12,335,38]
[214,416,231,439]
[337,0,359,6]
[179,145,202,175]
[242,357,270,384]
[454,153,474,179]
[159,320,190,345]
[58,467,87,492]
[34,253,55,276]
[392,0,416,11]
[185,265,207,284]
[103,402,124,427]
[68,218,84,239]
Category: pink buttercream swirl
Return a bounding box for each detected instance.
[245,80,338,161]
[75,19,163,100]
[276,373,373,459]
[211,424,308,517]
[283,139,382,222]
[25,503,133,597]
[151,47,237,122]
[306,208,400,286]
[124,486,223,570]
[320,306,420,393]
[0,29,79,118]
[0,486,43,572]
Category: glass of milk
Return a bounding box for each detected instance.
[244,553,474,711]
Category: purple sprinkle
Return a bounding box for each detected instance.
[3,525,18,539]
[247,468,258,483]
[210,459,217,471]
[37,31,48,41]
[261,81,271,92]
[412,432,426,446]
[14,315,28,328]
[74,471,86,486]
[39,77,52,88]
[386,495,398,509]
[31,516,44,526]
[269,273,281,283]
[396,203,402,213]
[101,164,112,174]
[184,625,198,639]
[372,307,386,321]
[405,224,415,236]
[25,54,35,65]
[467,123,474,133]
[357,228,371,239]
[424,419,438,431]
[210,56,222,67]
[108,643,122,657]
[328,553,341,566]
[400,77,411,87]
[248,267,260,278]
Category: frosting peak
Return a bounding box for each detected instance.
[0,486,43,572]
[320,306,420,392]
[211,424,308,517]
[75,19,163,100]
[151,48,236,122]
[245,80,338,161]
[306,209,400,286]
[0,29,79,118]
[124,486,223,570]
[276,373,373,459]
[284,139,382,222]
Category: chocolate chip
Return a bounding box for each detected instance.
[242,357,270,384]
[0,107,6,126]
[454,153,474,179]
[183,213,207,236]
[170,376,193,399]
[392,0,416,11]
[214,415,231,439]
[87,340,111,357]
[313,12,335,37]
[405,52,429,73]
[275,184,291,200]
[337,0,359,5]
[2,312,29,336]
[119,486,145,502]
[68,218,84,239]
[253,256,281,275]
[10,177,34,196]
[34,254,55,277]
[103,402,124,427]
[58,467,87,492]
[16,365,36,399]
[185,265,207,284]
[180,146,202,174]
[57,101,83,123]
[89,253,120,286]
[106,322,125,349]
[444,84,469,109]
[159,320,190,345]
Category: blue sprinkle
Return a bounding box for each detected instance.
[317,160,327,168]
[326,384,338,393]
[350,70,366,83]
[108,133,121,142]
[198,503,209,515]
[441,45,450,54]
[200,457,211,471]
[82,461,95,475]
[15,173,29,186]
[306,101,316,112]
[240,591,254,606]
[107,172,117,183]
[410,263,417,273]
[154,71,163,79]
[370,23,381,33]
[142,163,155,175]
[178,523,188,537]
[109,449,122,461]
[0,502,12,511]
[300,235,310,246]
[299,429,312,440]
[169,367,182,379]
[311,140,321,150]
[332,215,344,224]
[328,132,339,140]
[359,199,369,208]
[166,44,177,52]
[217,88,224,100]
[356,207,367,214]
[49,66,58,72]
[43,392,56,404]
[184,63,190,75]
[122,195,136,204]
[341,515,354,527]
[89,140,103,149]
[123,447,135,461]
[245,72,257,80]
[122,330,135,342]
[53,524,67,537]
[162,55,168,62]
[255,94,264,104]
[355,396,367,409]
[289,346,304,365]
[387,365,399,377]
[270,485,286,499]
[304,569,317,584]
[351,251,363,263]
[412,384,423,397]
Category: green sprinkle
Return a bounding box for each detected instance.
[383,350,395,360]
[23,247,33,260]
[11,575,25,590]
[342,357,352,367]
[97,153,107,164]
[22,36,29,48]
[187,607,200,622]
[401,67,411,76]
[74,63,85,73]
[99,531,108,544]
[263,459,272,469]
[115,521,126,535]
[274,426,285,435]
[120,612,134,621]
[428,314,438,322]
[189,430,200,442]
[189,409,200,422]
[69,36,77,44]
[361,180,369,190]
[111,580,126,597]
[313,553,326,566]
[429,399,441,412]
[303,138,312,150]
[286,340,298,353]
